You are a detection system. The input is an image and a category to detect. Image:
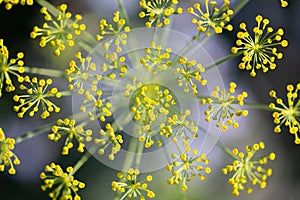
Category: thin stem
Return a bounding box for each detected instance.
[115,0,130,26]
[15,121,54,144]
[134,141,144,169]
[71,144,98,176]
[244,101,273,111]
[233,0,250,16]
[179,189,187,200]
[10,66,65,78]
[121,137,138,172]
[204,51,243,71]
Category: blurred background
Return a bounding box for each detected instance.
[0,0,299,199]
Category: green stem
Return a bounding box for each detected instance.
[179,189,187,200]
[11,66,65,78]
[70,144,98,176]
[121,137,138,172]
[115,0,130,26]
[134,141,144,169]
[233,0,250,15]
[244,101,273,111]
[204,51,243,71]
[35,0,59,15]
[15,121,54,144]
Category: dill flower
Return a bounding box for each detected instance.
[13,76,61,119]
[65,52,102,92]
[222,142,276,196]
[0,127,20,175]
[40,163,85,200]
[80,89,112,122]
[139,0,183,28]
[231,15,288,77]
[140,42,172,74]
[111,168,156,199]
[94,123,123,161]
[101,51,127,78]
[0,39,25,97]
[129,83,177,148]
[280,0,288,7]
[166,147,210,191]
[187,0,233,37]
[176,57,206,94]
[201,82,248,131]
[161,110,199,146]
[269,83,300,144]
[96,11,130,53]
[48,118,93,155]
[30,4,86,56]
[0,0,33,10]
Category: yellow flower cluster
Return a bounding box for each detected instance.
[140,42,173,74]
[96,11,130,53]
[176,57,206,94]
[49,118,93,155]
[0,39,25,97]
[280,0,288,7]
[94,123,123,161]
[139,0,182,28]
[222,142,276,196]
[112,168,155,199]
[269,83,300,144]
[101,51,127,78]
[66,52,102,92]
[80,89,112,122]
[166,146,210,191]
[187,0,233,37]
[30,4,86,56]
[201,82,248,131]
[161,109,199,146]
[231,15,288,77]
[0,127,20,175]
[129,83,177,148]
[0,0,33,10]
[40,163,85,200]
[13,76,61,119]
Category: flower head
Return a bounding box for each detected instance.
[222,142,276,196]
[30,4,86,56]
[160,110,199,146]
[0,0,33,10]
[40,163,85,200]
[13,76,61,119]
[176,57,206,94]
[269,83,300,144]
[0,127,20,175]
[140,42,172,74]
[65,52,102,92]
[49,118,93,155]
[80,89,112,122]
[96,11,130,52]
[0,39,25,97]
[280,0,288,7]
[201,82,248,131]
[129,83,178,148]
[187,0,233,37]
[231,15,288,77]
[111,168,155,199]
[166,147,210,191]
[139,0,183,28]
[94,123,123,161]
[101,51,128,78]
